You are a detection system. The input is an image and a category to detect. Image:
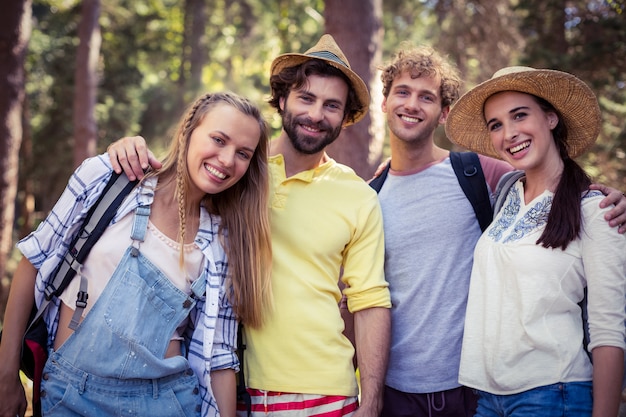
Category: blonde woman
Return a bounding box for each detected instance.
[0,92,272,417]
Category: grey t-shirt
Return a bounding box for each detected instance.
[379,157,484,393]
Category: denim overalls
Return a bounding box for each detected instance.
[41,204,204,416]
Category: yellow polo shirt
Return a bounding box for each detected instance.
[244,154,390,396]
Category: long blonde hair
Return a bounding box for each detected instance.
[144,92,272,328]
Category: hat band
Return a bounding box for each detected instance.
[306,51,349,68]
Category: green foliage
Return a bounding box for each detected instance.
[27,1,80,208]
[381,0,435,57]
[20,0,626,217]
[23,0,334,214]
[380,0,625,188]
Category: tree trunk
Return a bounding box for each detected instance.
[18,95,35,240]
[73,0,101,167]
[324,0,384,180]
[189,0,208,91]
[0,0,31,319]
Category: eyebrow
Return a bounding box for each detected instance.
[392,83,437,95]
[486,105,530,126]
[240,144,257,154]
[212,130,256,154]
[391,83,411,91]
[299,89,345,108]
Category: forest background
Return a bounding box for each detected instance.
[1,0,625,321]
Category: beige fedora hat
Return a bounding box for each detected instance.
[445,66,601,159]
[270,34,370,125]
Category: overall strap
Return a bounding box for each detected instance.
[130,205,151,246]
[70,204,150,328]
[36,173,137,331]
[450,151,493,232]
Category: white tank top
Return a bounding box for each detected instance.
[59,210,204,333]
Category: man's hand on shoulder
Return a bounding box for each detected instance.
[107,136,162,180]
[590,184,626,234]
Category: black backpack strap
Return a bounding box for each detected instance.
[27,172,137,332]
[450,151,493,232]
[368,162,391,193]
[493,170,525,216]
[44,172,137,301]
[236,323,251,417]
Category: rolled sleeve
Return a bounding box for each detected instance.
[341,193,391,313]
[210,301,239,372]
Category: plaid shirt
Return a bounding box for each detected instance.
[17,154,238,417]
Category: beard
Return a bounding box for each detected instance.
[282,107,343,155]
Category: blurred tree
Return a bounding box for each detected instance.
[380,0,625,190]
[73,0,101,167]
[0,0,32,309]
[325,0,384,179]
[27,2,80,211]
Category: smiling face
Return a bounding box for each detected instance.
[279,74,348,155]
[382,71,448,146]
[484,91,561,173]
[186,103,261,201]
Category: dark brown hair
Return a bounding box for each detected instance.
[268,59,363,124]
[533,96,591,250]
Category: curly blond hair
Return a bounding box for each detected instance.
[380,45,461,108]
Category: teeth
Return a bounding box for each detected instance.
[509,141,530,154]
[206,165,226,179]
[400,115,419,123]
[302,125,320,133]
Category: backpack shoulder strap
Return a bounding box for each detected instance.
[44,172,137,300]
[492,170,525,216]
[369,162,391,193]
[450,151,493,232]
[25,172,137,332]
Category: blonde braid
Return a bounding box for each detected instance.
[176,149,187,267]
[174,93,212,266]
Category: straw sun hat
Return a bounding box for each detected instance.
[270,34,370,125]
[445,66,601,159]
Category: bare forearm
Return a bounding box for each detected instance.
[0,257,37,417]
[0,257,37,371]
[211,368,237,417]
[353,307,390,417]
[591,346,624,417]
